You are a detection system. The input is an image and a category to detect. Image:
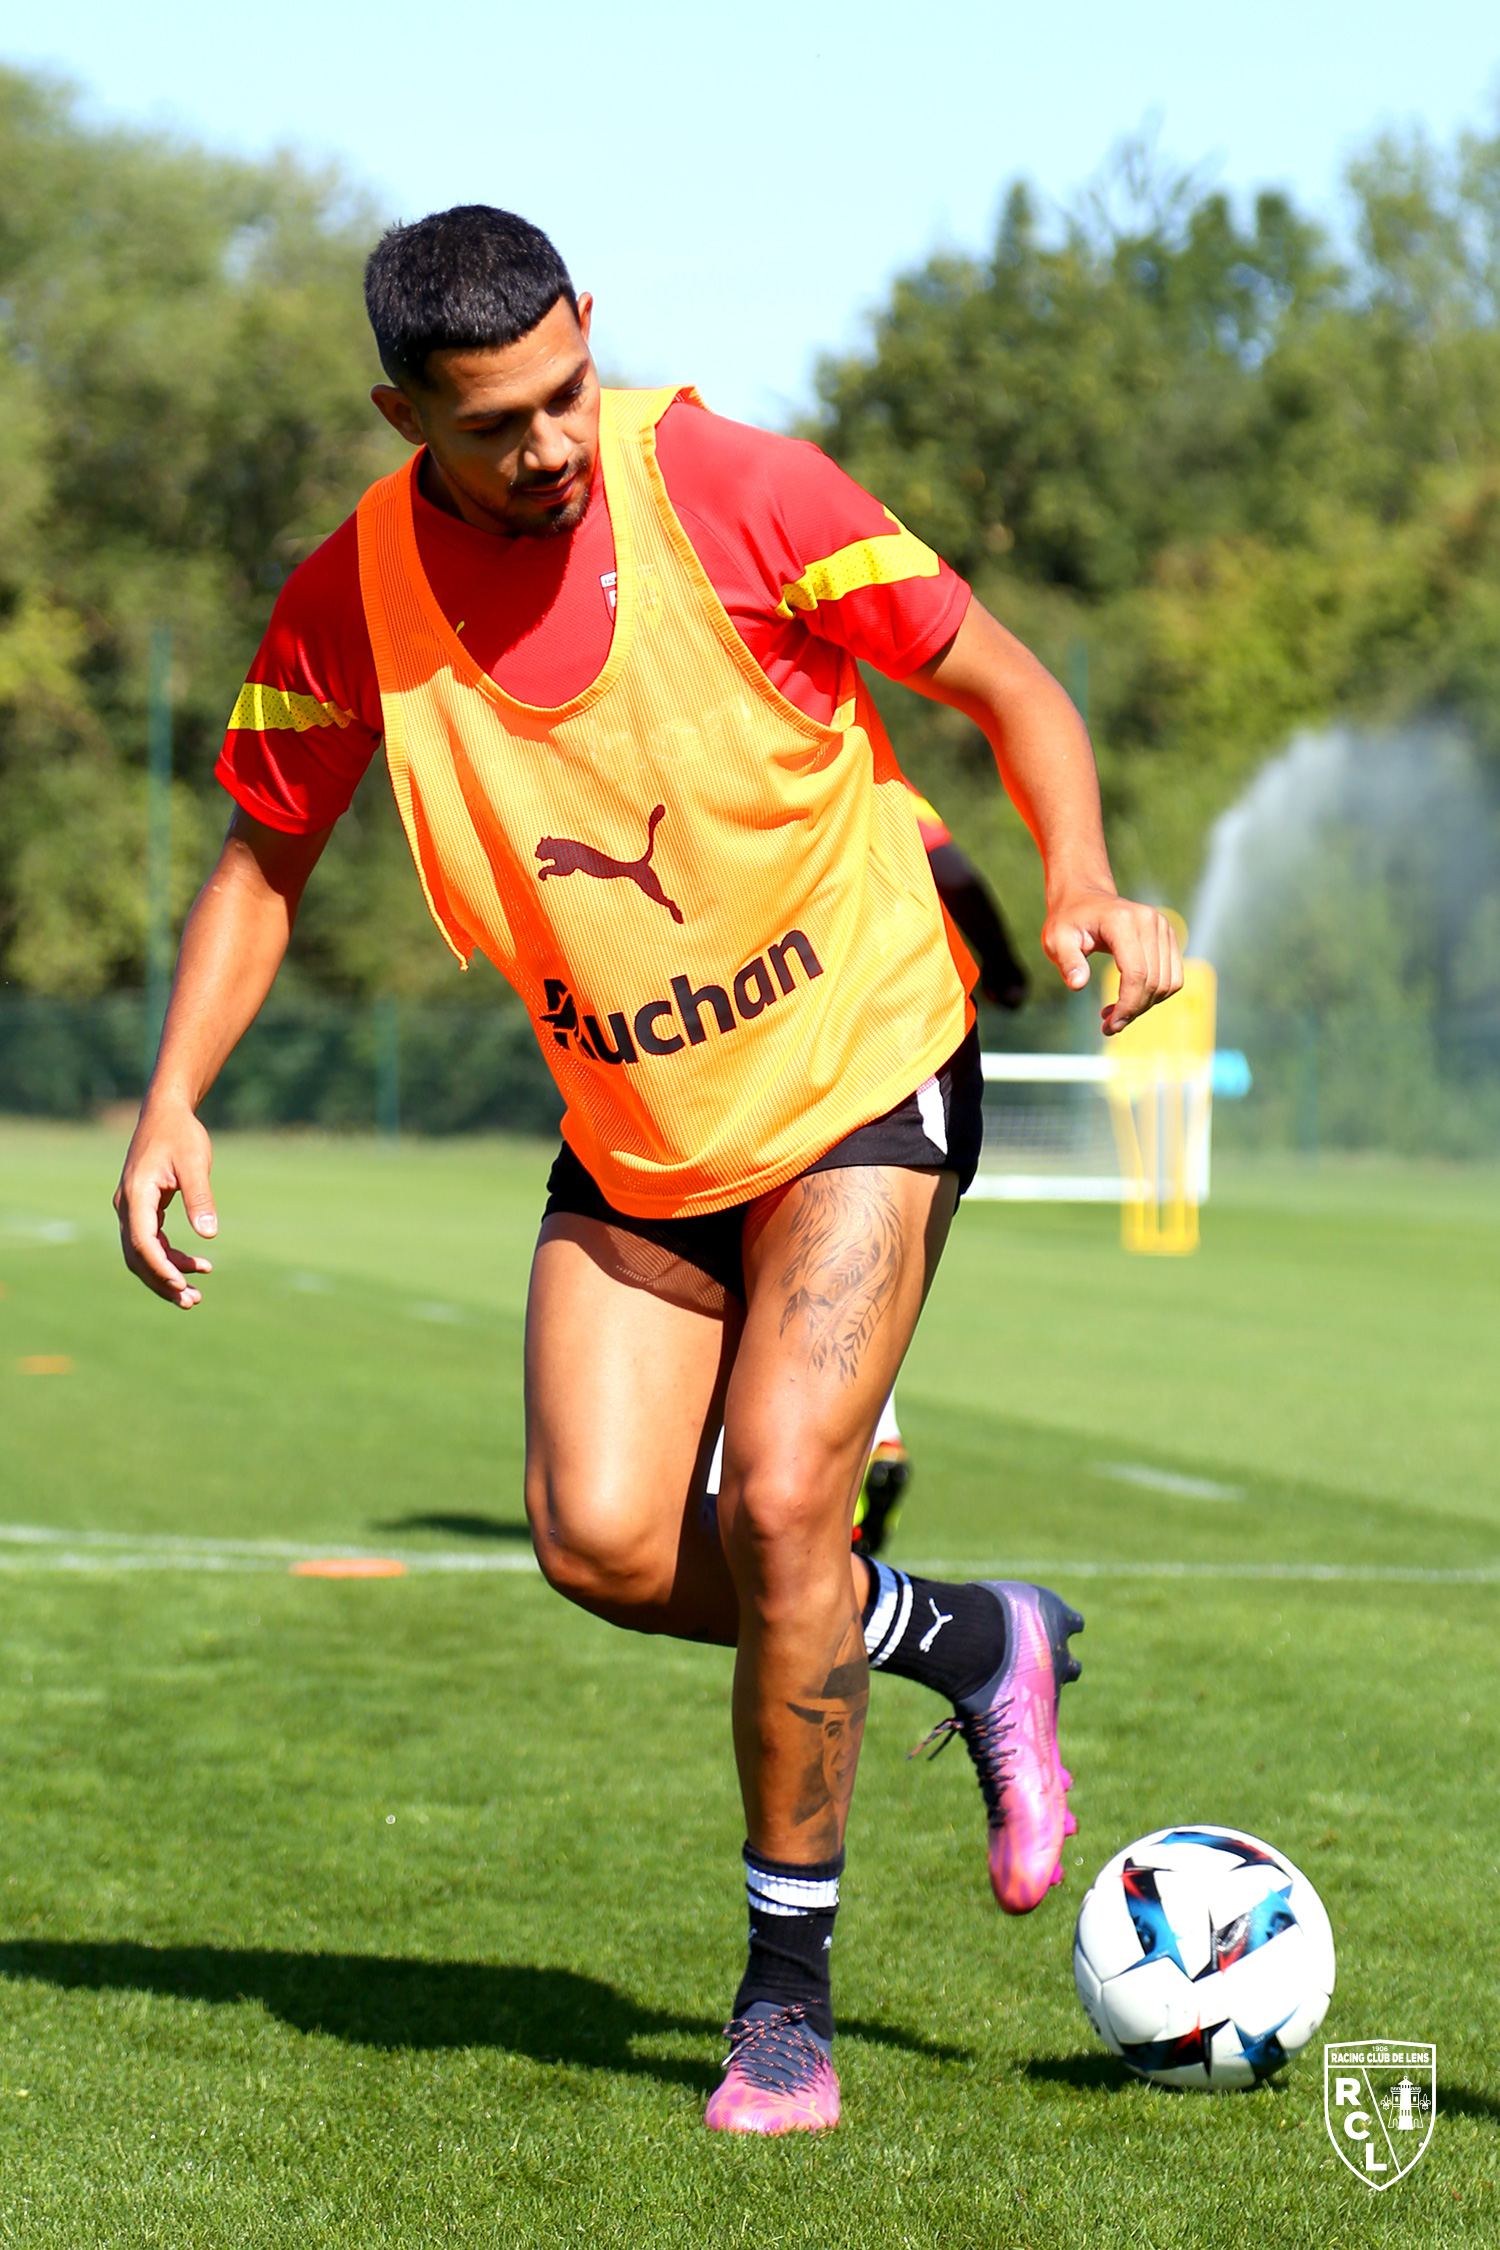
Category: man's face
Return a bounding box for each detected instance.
[371,293,600,538]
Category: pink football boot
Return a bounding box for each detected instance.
[913,1582,1082,1914]
[1059,1752,1078,1838]
[704,2003,840,2134]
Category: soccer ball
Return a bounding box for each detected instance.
[1073,1826,1335,2089]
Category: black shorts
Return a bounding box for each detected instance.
[541,1024,983,1303]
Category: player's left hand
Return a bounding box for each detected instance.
[1042,892,1183,1034]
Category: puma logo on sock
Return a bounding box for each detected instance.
[918,1597,953,1653]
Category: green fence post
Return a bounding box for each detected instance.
[375,995,400,1141]
[144,627,173,1085]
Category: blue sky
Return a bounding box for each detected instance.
[7,0,1499,424]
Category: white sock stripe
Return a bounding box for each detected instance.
[887,1573,913,1662]
[868,1569,912,1668]
[746,1867,841,1916]
[862,1560,899,1656]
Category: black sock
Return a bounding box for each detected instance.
[732,1843,842,2042]
[861,1560,1005,1704]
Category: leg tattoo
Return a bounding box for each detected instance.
[786,1617,870,1855]
[777,1171,904,1385]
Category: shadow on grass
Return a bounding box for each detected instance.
[1022,2052,1297,2097]
[1444,2085,1500,2124]
[0,1944,715,2087]
[374,1512,532,1542]
[1027,2057,1500,2119]
[843,2019,970,2063]
[1021,2053,1141,2094]
[0,1944,967,2084]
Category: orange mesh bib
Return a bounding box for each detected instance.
[356,387,973,1217]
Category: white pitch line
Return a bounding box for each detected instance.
[0,1552,289,1575]
[0,1551,539,1575]
[1094,1461,1245,1502]
[0,1527,1489,1587]
[0,1524,539,1574]
[903,1558,1500,1585]
[0,1524,369,1557]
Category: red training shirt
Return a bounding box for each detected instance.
[216,398,971,835]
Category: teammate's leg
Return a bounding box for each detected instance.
[852,1386,910,1557]
[870,1391,902,1450]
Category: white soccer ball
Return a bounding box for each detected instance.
[1073,1825,1335,2090]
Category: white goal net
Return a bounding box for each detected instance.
[971,961,1224,1254]
[971,1052,1149,1203]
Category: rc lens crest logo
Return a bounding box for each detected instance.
[1325,2042,1436,2187]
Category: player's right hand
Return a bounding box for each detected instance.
[114,1099,218,1309]
[1044,891,1183,1034]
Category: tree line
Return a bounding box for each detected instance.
[811,121,1500,974]
[2,64,1498,1014]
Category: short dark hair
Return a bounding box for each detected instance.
[364,205,578,387]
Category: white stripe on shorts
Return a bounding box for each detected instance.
[915,1075,948,1156]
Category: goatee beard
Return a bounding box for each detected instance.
[527,477,593,539]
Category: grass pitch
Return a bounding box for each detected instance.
[0,1120,1496,2247]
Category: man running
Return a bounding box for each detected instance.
[114,207,1181,2136]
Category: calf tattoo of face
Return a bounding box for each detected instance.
[777,1170,904,1385]
[787,1624,870,1853]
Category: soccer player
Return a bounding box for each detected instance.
[850,1389,912,1557]
[909,785,1030,1015]
[114,208,1182,2135]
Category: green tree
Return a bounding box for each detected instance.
[5,66,1500,1073]
[0,67,455,1000]
[811,120,1500,964]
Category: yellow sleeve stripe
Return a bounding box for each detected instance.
[775,511,941,620]
[228,682,356,734]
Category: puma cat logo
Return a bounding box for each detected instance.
[918,1597,953,1654]
[534,803,684,923]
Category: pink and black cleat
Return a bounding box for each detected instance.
[914,1581,1082,1914]
[704,2002,840,2134]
